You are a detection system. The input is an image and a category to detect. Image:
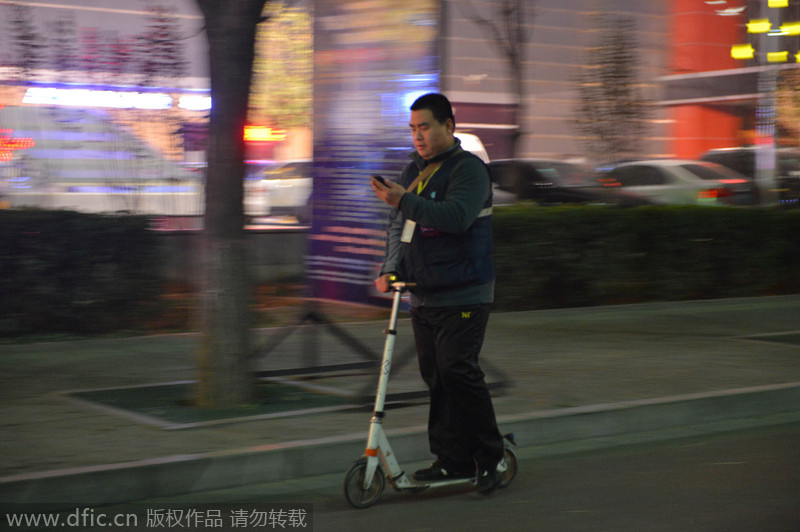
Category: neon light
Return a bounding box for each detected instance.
[731,43,755,60]
[22,87,173,110]
[781,21,800,36]
[0,137,35,151]
[768,50,789,62]
[178,95,212,111]
[747,19,772,33]
[243,126,287,142]
[0,119,35,160]
[768,0,788,7]
[717,7,746,16]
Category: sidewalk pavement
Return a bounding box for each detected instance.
[2,295,800,509]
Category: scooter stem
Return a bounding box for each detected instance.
[372,284,404,414]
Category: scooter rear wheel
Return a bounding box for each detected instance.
[498,447,518,489]
[344,458,385,509]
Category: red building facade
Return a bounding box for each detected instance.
[669,0,743,158]
[665,0,800,159]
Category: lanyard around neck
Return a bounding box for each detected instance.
[406,161,442,195]
[416,165,441,194]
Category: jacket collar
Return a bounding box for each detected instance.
[410,137,463,170]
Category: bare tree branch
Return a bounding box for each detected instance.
[458,0,535,155]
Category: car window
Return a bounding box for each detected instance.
[265,162,310,180]
[530,167,557,185]
[702,152,752,176]
[605,166,636,186]
[703,149,800,179]
[778,153,800,177]
[536,163,592,186]
[682,163,743,181]
[637,167,667,186]
[607,165,666,186]
[245,161,311,181]
[488,162,522,191]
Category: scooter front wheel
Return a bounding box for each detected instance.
[344,458,385,509]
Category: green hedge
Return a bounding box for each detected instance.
[492,205,800,310]
[0,210,161,336]
[1,207,798,337]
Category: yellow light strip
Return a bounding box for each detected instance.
[747,19,772,33]
[767,51,789,63]
[781,21,800,35]
[731,43,755,60]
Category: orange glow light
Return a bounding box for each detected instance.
[0,127,35,160]
[243,126,287,142]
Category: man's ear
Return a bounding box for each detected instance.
[445,118,454,134]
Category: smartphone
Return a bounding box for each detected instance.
[371,175,387,186]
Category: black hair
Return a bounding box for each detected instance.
[410,93,455,128]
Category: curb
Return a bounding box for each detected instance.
[2,382,799,510]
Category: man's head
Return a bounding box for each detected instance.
[409,93,456,160]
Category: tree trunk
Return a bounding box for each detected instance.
[195,0,267,407]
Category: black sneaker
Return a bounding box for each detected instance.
[476,459,507,495]
[413,460,474,482]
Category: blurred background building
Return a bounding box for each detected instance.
[0,0,798,216]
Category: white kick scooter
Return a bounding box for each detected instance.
[344,281,518,509]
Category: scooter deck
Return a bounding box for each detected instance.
[398,474,476,491]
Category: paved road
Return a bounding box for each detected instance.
[126,422,800,532]
[3,296,800,514]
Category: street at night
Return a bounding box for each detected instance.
[147,423,800,532]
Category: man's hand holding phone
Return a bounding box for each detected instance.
[370,175,405,208]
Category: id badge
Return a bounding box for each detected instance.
[401,219,416,243]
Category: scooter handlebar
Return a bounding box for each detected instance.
[390,280,416,291]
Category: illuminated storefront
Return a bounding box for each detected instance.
[0,80,209,215]
[662,0,800,158]
[0,0,309,216]
[0,0,210,214]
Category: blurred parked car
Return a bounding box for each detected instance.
[596,159,756,206]
[488,158,652,206]
[455,132,490,163]
[244,160,311,223]
[700,146,800,206]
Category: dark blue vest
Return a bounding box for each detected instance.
[400,150,494,292]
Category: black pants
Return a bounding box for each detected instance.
[410,303,504,470]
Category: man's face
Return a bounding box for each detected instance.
[410,109,454,160]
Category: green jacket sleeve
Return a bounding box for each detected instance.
[398,156,490,233]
